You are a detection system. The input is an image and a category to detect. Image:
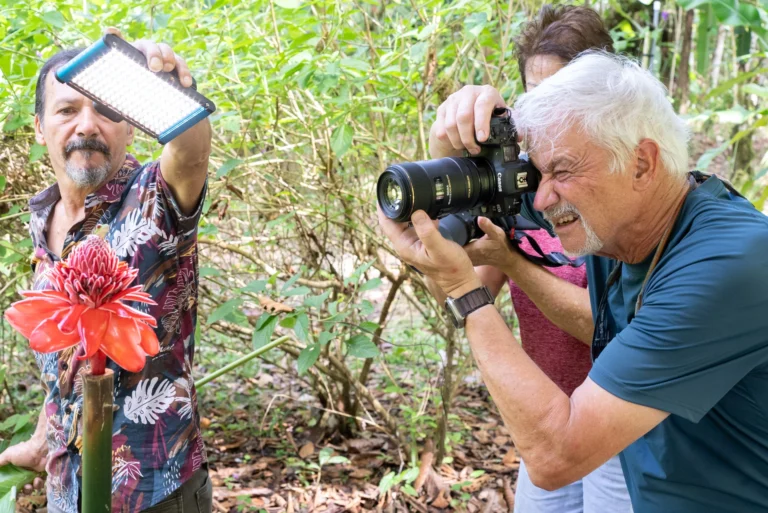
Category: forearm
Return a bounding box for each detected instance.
[464,305,589,485]
[161,119,211,214]
[32,408,47,451]
[501,256,594,344]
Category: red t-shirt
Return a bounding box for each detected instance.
[508,230,591,396]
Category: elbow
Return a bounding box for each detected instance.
[523,448,581,492]
[526,460,576,492]
[528,471,571,492]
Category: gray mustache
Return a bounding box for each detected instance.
[65,139,111,159]
[543,204,580,222]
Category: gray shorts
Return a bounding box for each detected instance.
[514,455,632,513]
[140,466,212,513]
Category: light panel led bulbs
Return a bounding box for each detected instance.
[56,34,215,144]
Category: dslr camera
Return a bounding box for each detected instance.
[377,108,540,246]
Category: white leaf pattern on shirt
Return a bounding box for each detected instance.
[124,377,176,425]
[174,376,193,421]
[111,209,155,258]
[112,456,143,493]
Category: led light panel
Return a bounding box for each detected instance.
[56,34,215,144]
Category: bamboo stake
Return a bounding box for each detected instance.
[82,369,114,513]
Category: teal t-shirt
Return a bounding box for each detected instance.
[522,175,768,512]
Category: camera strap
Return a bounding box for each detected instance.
[509,230,586,268]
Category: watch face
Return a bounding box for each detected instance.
[445,310,463,329]
[444,298,465,329]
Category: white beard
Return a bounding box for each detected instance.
[65,158,110,189]
[563,216,604,257]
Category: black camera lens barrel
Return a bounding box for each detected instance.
[376,157,494,222]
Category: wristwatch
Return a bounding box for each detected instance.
[444,286,495,329]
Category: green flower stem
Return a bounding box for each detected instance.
[195,335,291,388]
[82,369,114,513]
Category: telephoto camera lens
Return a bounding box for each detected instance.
[376,157,494,222]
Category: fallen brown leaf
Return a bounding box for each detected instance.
[350,452,385,469]
[481,489,498,513]
[502,477,515,512]
[258,295,294,313]
[216,436,247,452]
[299,442,315,458]
[414,439,434,492]
[493,436,509,446]
[502,448,520,468]
[431,489,451,509]
[474,430,491,444]
[463,474,492,493]
[345,437,386,453]
[213,487,274,499]
[348,468,373,479]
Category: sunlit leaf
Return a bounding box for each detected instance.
[346,334,379,359]
[696,141,729,171]
[207,299,244,325]
[297,344,320,375]
[216,158,243,178]
[253,314,279,349]
[242,280,268,293]
[41,11,64,28]
[274,0,302,8]
[331,124,354,157]
[29,144,46,163]
[304,291,331,309]
[294,313,309,342]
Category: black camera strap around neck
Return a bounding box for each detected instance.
[509,230,586,268]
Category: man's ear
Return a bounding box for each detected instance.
[633,138,660,191]
[126,123,135,146]
[34,114,46,146]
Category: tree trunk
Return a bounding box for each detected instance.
[676,9,695,114]
[711,26,728,89]
[668,7,683,96]
[733,28,755,179]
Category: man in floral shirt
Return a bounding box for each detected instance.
[0,29,212,512]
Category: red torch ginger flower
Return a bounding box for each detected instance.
[4,236,159,373]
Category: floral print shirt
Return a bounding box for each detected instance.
[28,155,207,512]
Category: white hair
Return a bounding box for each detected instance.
[513,51,689,177]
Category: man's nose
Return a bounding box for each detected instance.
[75,105,101,138]
[533,178,559,213]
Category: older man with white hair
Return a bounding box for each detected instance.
[378,51,768,512]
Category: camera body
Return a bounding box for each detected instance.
[377,108,540,246]
[464,110,538,219]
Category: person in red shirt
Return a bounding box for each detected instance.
[425,6,632,512]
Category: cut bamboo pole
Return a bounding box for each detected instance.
[82,369,114,513]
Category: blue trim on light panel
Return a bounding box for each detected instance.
[55,38,109,83]
[158,107,210,144]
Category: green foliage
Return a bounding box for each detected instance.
[0,464,36,513]
[378,466,420,495]
[0,412,38,512]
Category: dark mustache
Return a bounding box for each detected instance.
[65,139,111,159]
